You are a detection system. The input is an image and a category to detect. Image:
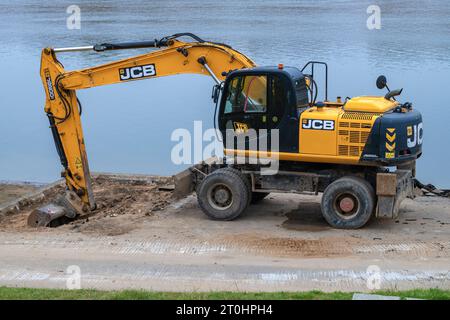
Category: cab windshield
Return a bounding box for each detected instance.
[224,75,267,114]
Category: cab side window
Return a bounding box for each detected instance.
[224,75,267,114]
[270,75,287,121]
[294,78,309,108]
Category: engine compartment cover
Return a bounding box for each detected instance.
[345,96,398,113]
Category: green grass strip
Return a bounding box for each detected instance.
[0,287,449,300]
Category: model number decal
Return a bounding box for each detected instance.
[119,64,156,81]
[44,69,55,100]
[302,119,335,130]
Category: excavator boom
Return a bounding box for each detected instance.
[33,33,255,226]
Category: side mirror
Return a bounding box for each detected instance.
[376,75,387,89]
[385,88,403,100]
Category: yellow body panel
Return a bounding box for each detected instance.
[345,96,398,113]
[299,107,340,156]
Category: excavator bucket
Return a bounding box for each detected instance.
[27,191,85,227]
[27,203,70,227]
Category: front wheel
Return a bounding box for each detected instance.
[197,168,250,221]
[321,176,375,229]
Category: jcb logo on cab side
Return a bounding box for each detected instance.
[302,119,335,130]
[233,122,249,133]
[119,64,156,81]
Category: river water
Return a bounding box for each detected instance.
[0,0,449,186]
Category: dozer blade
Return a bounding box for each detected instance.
[173,157,220,199]
[27,190,86,227]
[173,168,195,199]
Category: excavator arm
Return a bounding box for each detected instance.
[36,33,256,225]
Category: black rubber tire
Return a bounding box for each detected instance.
[251,192,270,204]
[321,176,375,229]
[221,167,252,206]
[197,168,250,221]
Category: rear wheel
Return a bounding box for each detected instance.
[321,176,375,229]
[197,168,250,221]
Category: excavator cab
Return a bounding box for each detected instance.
[219,66,308,153]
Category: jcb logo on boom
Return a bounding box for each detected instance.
[407,122,423,148]
[119,64,156,81]
[302,119,335,131]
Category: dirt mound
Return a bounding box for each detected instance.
[0,175,174,235]
[91,175,172,217]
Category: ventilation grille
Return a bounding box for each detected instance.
[350,131,360,143]
[338,145,365,156]
[338,116,374,157]
[341,112,380,121]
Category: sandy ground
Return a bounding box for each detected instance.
[0,177,449,292]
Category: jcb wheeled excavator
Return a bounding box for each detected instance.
[32,33,423,229]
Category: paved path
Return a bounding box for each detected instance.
[1,194,449,291]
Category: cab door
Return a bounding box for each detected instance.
[219,74,268,151]
[266,74,299,153]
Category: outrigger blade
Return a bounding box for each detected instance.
[27,191,85,227]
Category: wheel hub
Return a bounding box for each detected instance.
[334,193,359,219]
[207,183,234,211]
[214,187,231,205]
[339,196,355,213]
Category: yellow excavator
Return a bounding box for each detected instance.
[32,33,423,229]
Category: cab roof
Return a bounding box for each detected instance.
[229,66,304,80]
